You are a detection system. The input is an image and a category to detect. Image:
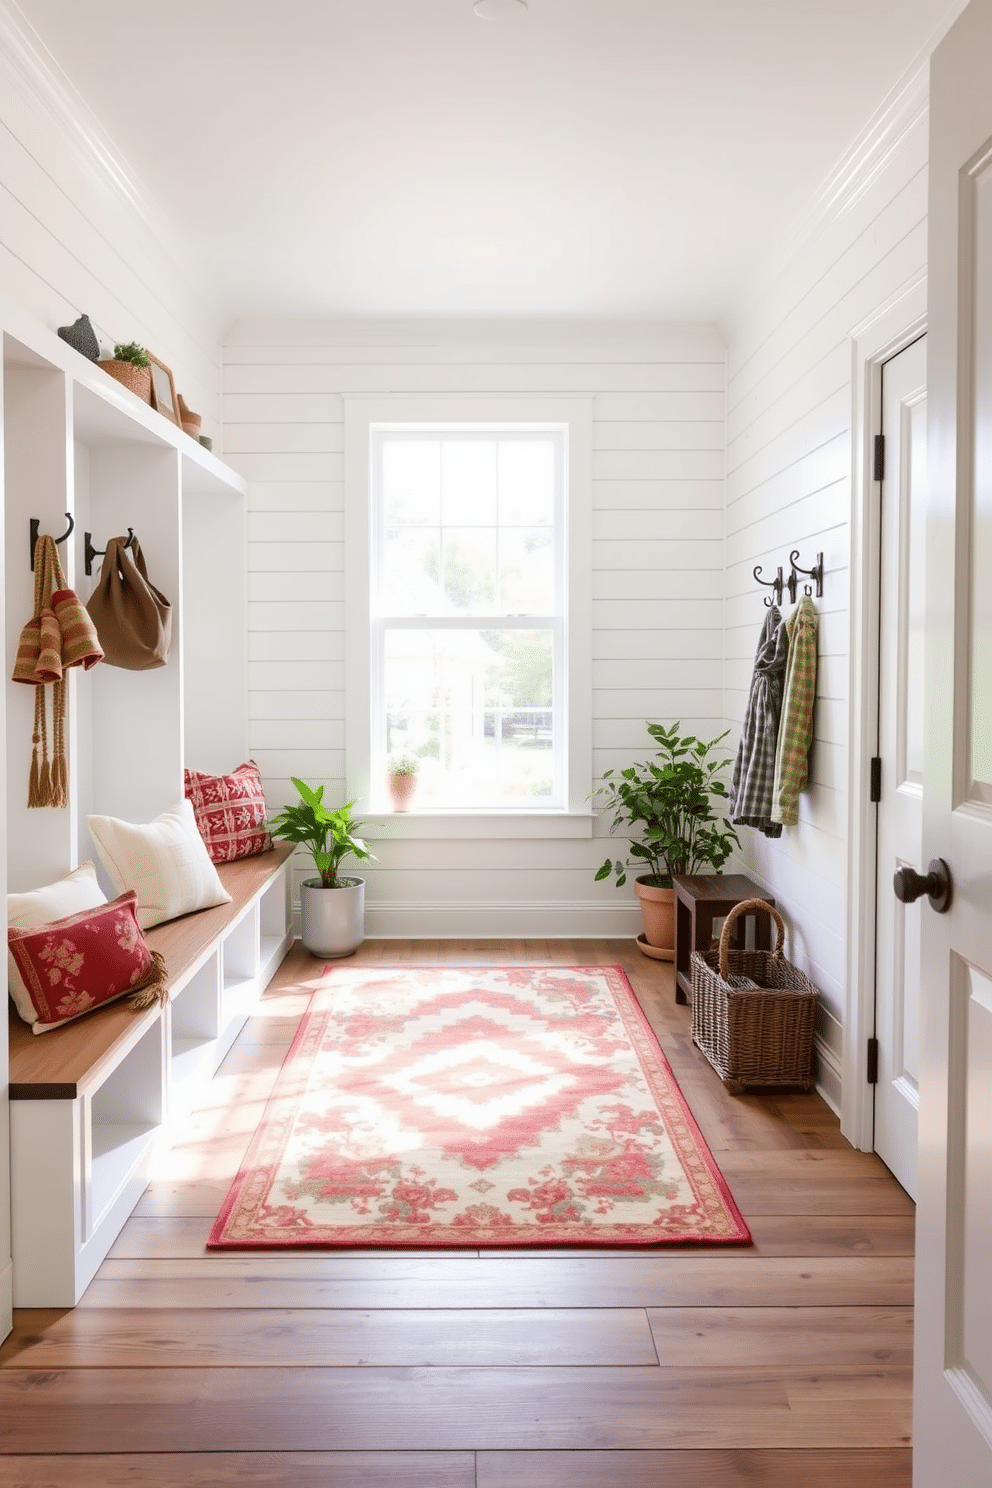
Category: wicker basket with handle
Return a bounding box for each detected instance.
[689,898,818,1093]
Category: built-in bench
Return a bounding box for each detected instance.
[8,843,295,1307]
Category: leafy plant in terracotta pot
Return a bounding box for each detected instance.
[594,722,740,960]
[386,753,419,812]
[267,779,376,958]
[100,341,152,402]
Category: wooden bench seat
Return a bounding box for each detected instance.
[7,842,295,1307]
[9,843,294,1100]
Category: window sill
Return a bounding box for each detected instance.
[360,811,596,840]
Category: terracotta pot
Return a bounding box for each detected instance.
[388,772,418,812]
[100,359,151,402]
[634,876,675,961]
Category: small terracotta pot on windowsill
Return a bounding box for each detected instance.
[387,772,418,812]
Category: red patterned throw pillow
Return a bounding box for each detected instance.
[184,759,271,864]
[7,890,168,1035]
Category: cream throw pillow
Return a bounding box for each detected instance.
[88,799,232,929]
[7,861,108,1025]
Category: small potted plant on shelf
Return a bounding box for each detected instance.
[99,341,152,402]
[594,721,740,960]
[267,779,376,958]
[386,753,419,812]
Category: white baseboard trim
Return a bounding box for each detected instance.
[814,1033,843,1118]
[0,1255,12,1342]
[353,900,644,940]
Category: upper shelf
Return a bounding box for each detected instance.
[2,304,246,500]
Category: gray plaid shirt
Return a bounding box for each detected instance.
[729,605,788,838]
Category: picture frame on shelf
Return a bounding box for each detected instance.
[148,354,181,425]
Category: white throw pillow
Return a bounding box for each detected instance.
[87,799,232,929]
[7,861,108,1025]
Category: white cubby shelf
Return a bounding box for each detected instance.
[8,843,294,1308]
[2,294,292,1315]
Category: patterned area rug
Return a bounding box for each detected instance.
[209,965,750,1248]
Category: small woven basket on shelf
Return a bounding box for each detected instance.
[100,358,151,402]
[690,898,818,1093]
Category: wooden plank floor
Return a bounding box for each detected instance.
[0,939,914,1486]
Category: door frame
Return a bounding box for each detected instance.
[842,274,927,1151]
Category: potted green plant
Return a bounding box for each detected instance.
[100,341,152,402]
[594,722,740,959]
[386,753,419,812]
[267,779,376,958]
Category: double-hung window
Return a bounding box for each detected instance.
[345,397,592,828]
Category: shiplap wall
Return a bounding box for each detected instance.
[722,79,929,1105]
[0,1,221,432]
[223,322,726,936]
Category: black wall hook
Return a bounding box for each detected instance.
[29,514,74,570]
[84,528,135,577]
[789,550,824,600]
[753,564,784,606]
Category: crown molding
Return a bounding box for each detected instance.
[0,2,147,217]
[0,0,209,287]
[723,59,929,331]
[225,315,724,352]
[788,59,930,252]
[723,0,971,330]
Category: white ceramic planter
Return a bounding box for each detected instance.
[299,876,365,958]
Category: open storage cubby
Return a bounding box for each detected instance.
[168,951,222,1114]
[260,866,293,987]
[9,1005,167,1309]
[4,335,78,892]
[220,905,261,1060]
[88,1015,165,1231]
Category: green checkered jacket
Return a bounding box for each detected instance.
[771,596,818,826]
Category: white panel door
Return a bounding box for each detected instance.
[874,336,926,1199]
[914,0,992,1481]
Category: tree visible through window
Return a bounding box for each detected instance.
[371,427,566,809]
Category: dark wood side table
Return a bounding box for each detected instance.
[672,874,776,1005]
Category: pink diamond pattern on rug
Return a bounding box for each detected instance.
[209,966,751,1249]
[327,1002,629,1169]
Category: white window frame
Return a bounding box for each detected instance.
[344,395,593,839]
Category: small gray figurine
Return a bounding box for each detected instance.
[57,313,100,361]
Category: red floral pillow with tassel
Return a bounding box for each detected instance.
[7,890,168,1035]
[184,759,271,863]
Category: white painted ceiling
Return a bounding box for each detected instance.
[15,0,966,323]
